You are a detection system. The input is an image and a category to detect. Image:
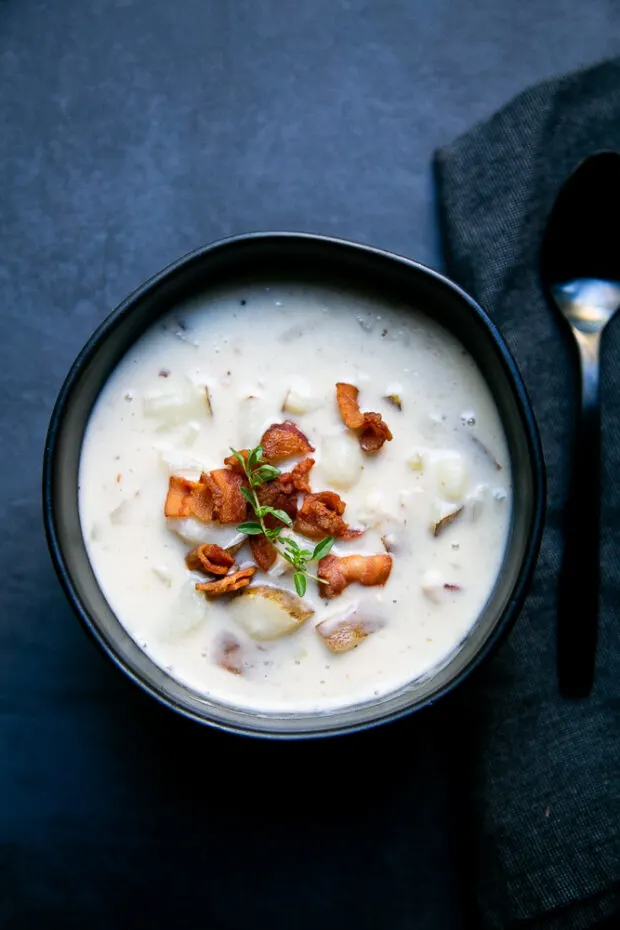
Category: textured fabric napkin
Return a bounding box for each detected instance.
[435,58,620,930]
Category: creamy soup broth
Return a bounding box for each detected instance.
[79,282,512,713]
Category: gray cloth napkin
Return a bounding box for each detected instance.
[434,58,620,930]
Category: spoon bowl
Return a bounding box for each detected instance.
[541,151,620,697]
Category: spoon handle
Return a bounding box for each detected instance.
[558,329,601,697]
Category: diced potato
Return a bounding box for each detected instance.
[434,451,468,501]
[282,383,322,415]
[143,382,211,429]
[158,580,208,641]
[230,585,314,641]
[156,443,205,475]
[320,432,364,490]
[430,499,464,536]
[315,604,382,653]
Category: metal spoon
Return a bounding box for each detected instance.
[540,151,620,698]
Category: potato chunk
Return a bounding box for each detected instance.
[434,451,468,501]
[282,384,322,415]
[315,604,383,653]
[430,500,464,537]
[143,382,211,428]
[230,585,314,640]
[320,432,364,490]
[158,581,208,641]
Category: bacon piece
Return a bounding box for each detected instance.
[256,477,298,527]
[335,383,393,453]
[288,457,315,492]
[294,491,363,541]
[185,543,235,576]
[358,413,393,453]
[223,449,250,475]
[249,534,278,571]
[260,421,314,462]
[204,469,247,524]
[164,474,213,522]
[336,382,365,429]
[196,566,257,597]
[318,553,392,598]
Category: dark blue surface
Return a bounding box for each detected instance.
[2,2,619,927]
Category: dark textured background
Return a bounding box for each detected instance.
[1,2,619,928]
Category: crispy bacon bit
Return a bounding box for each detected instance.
[444,583,462,592]
[288,457,315,492]
[204,469,247,524]
[196,566,257,597]
[359,413,393,452]
[224,449,250,474]
[249,534,278,571]
[294,491,363,541]
[215,634,244,675]
[185,544,235,576]
[260,421,315,461]
[318,553,392,598]
[336,383,393,453]
[164,474,214,522]
[336,382,365,429]
[256,477,298,526]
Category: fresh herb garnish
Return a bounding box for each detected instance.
[231,445,334,596]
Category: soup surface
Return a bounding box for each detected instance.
[79,282,512,713]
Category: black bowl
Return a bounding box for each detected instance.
[43,232,545,738]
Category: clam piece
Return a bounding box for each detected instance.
[407,450,425,473]
[315,604,382,653]
[421,570,462,603]
[230,585,314,641]
[465,483,489,522]
[152,565,173,587]
[357,490,395,529]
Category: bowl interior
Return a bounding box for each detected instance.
[44,234,544,737]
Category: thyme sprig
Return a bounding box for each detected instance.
[232,445,334,597]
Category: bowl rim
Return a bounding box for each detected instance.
[42,230,546,739]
